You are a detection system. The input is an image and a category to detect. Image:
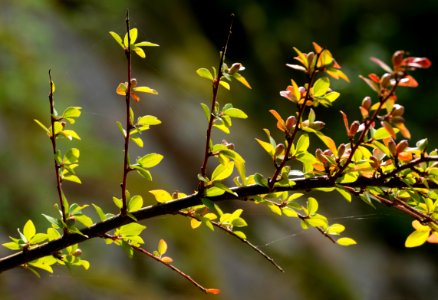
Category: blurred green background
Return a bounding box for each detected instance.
[0,0,437,299]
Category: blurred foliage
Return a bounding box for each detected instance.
[0,0,437,299]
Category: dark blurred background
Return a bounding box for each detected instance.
[0,0,437,299]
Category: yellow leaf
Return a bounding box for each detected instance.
[337,237,357,246]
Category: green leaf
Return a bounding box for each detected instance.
[196,68,214,81]
[118,223,146,237]
[373,127,399,140]
[133,46,146,58]
[326,224,345,235]
[130,136,144,148]
[137,115,161,126]
[61,130,81,140]
[23,220,36,240]
[47,228,61,241]
[282,206,298,217]
[109,31,124,49]
[211,162,235,181]
[313,77,330,97]
[134,86,158,94]
[307,197,318,216]
[2,241,21,251]
[337,237,357,246]
[135,41,159,47]
[42,214,62,229]
[113,197,123,209]
[255,138,275,157]
[335,187,352,202]
[65,148,80,164]
[63,174,82,184]
[92,204,108,222]
[74,214,93,227]
[133,166,152,181]
[128,195,143,212]
[405,230,430,248]
[200,103,211,122]
[223,107,248,119]
[296,134,310,153]
[267,203,282,215]
[137,153,163,168]
[34,119,50,135]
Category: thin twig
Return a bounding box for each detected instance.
[132,245,215,294]
[199,15,234,192]
[48,70,68,232]
[178,211,284,272]
[121,10,133,215]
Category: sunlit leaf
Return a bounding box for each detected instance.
[196,68,213,81]
[149,189,172,203]
[23,220,36,240]
[405,230,429,248]
[137,153,163,168]
[313,77,330,97]
[157,239,167,256]
[134,86,158,94]
[109,31,124,49]
[337,237,357,246]
[211,162,235,181]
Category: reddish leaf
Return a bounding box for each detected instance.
[368,73,380,83]
[402,57,432,69]
[398,75,418,88]
[206,288,221,295]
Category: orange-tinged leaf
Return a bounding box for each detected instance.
[206,288,221,295]
[381,121,396,139]
[312,41,323,53]
[394,122,411,139]
[131,93,140,102]
[116,83,127,96]
[269,109,286,132]
[161,256,173,263]
[427,232,438,244]
[314,131,338,156]
[398,75,418,87]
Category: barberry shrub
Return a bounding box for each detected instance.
[0,13,435,294]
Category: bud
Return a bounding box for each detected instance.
[309,121,326,131]
[392,104,405,117]
[370,156,380,169]
[380,73,392,88]
[348,121,360,137]
[315,148,326,163]
[392,50,405,68]
[72,248,82,257]
[396,140,409,153]
[387,139,397,156]
[228,63,242,75]
[337,143,346,158]
[285,116,297,130]
[361,96,372,110]
[274,143,285,158]
[130,78,138,87]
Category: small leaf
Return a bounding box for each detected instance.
[222,107,248,119]
[134,86,158,95]
[196,68,213,81]
[307,197,318,216]
[337,237,357,246]
[118,223,146,237]
[109,31,124,49]
[157,239,167,256]
[313,77,330,97]
[149,189,172,203]
[137,153,163,168]
[211,162,235,181]
[206,289,221,295]
[128,195,143,212]
[23,220,36,240]
[34,119,50,135]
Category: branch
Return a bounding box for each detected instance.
[2,171,437,272]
